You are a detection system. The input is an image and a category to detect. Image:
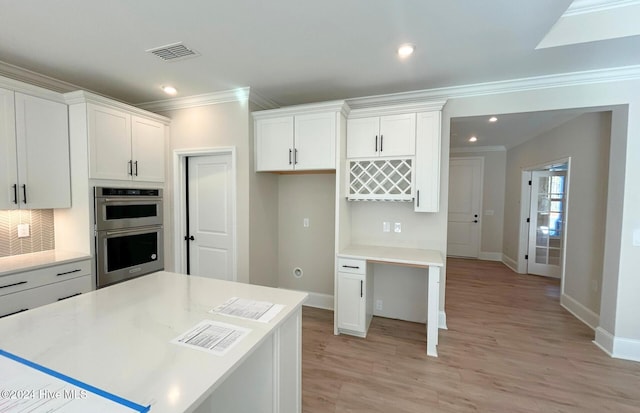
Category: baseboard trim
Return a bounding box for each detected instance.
[502,254,518,272]
[478,252,503,261]
[439,311,448,330]
[302,292,334,310]
[560,293,599,330]
[594,327,640,363]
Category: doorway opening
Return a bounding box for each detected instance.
[173,147,237,281]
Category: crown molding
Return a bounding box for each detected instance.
[347,65,640,110]
[564,0,640,16]
[65,90,170,123]
[135,87,251,112]
[0,60,81,96]
[450,145,506,153]
[252,100,350,119]
[347,100,446,117]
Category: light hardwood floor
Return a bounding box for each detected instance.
[302,258,640,412]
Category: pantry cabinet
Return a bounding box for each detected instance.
[0,87,70,210]
[88,103,165,182]
[253,101,347,172]
[346,113,416,158]
[414,111,442,213]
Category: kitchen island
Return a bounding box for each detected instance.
[0,271,307,413]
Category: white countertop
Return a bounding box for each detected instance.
[0,271,308,413]
[339,244,444,267]
[0,250,91,277]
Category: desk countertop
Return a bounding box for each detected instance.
[339,244,444,267]
[0,271,308,413]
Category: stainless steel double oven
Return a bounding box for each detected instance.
[94,187,164,288]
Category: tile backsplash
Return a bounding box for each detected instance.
[0,210,55,258]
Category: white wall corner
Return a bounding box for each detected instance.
[560,293,600,330]
[594,327,640,362]
[439,311,448,330]
[302,292,334,311]
[478,252,503,262]
[502,254,519,272]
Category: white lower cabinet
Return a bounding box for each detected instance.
[0,259,92,318]
[336,257,372,337]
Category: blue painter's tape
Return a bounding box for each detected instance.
[0,348,151,412]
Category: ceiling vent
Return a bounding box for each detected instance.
[146,42,200,62]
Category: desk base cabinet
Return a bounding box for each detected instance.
[336,258,372,338]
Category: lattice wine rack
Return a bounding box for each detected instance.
[348,158,414,201]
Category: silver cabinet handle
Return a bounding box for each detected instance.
[416,190,420,207]
[134,160,139,176]
[289,149,292,165]
[360,280,363,297]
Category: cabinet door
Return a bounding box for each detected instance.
[88,104,132,180]
[346,117,379,158]
[0,88,18,210]
[131,116,165,182]
[337,272,366,333]
[294,112,336,170]
[414,111,441,212]
[255,116,294,171]
[14,93,70,209]
[378,113,416,157]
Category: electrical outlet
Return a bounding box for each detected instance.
[383,222,390,232]
[376,299,383,311]
[17,224,30,238]
[394,222,402,233]
[303,218,309,228]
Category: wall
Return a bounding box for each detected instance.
[0,209,54,257]
[440,79,640,360]
[248,102,279,287]
[158,101,251,283]
[277,174,336,295]
[504,112,611,318]
[450,150,506,259]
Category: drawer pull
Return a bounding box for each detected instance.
[57,269,82,277]
[0,281,27,289]
[0,308,28,318]
[342,265,360,269]
[57,292,82,301]
[360,280,363,297]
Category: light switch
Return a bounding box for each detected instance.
[383,222,390,232]
[394,222,402,233]
[17,224,30,238]
[303,218,309,228]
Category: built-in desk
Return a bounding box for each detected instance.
[337,245,444,357]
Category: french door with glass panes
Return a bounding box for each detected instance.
[528,170,566,277]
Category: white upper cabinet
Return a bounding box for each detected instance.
[255,116,294,171]
[254,101,346,172]
[347,113,416,158]
[294,112,336,170]
[414,111,442,213]
[131,115,165,182]
[0,88,17,210]
[88,103,165,182]
[1,88,70,210]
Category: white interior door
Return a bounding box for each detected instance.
[187,154,235,281]
[527,170,566,278]
[447,158,482,257]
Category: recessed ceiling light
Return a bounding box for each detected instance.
[162,85,178,95]
[489,116,498,122]
[397,44,415,58]
[469,136,478,143]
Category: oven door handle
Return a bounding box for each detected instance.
[104,225,163,236]
[101,197,162,203]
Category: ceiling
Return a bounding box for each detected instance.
[1,0,640,109]
[1,1,638,151]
